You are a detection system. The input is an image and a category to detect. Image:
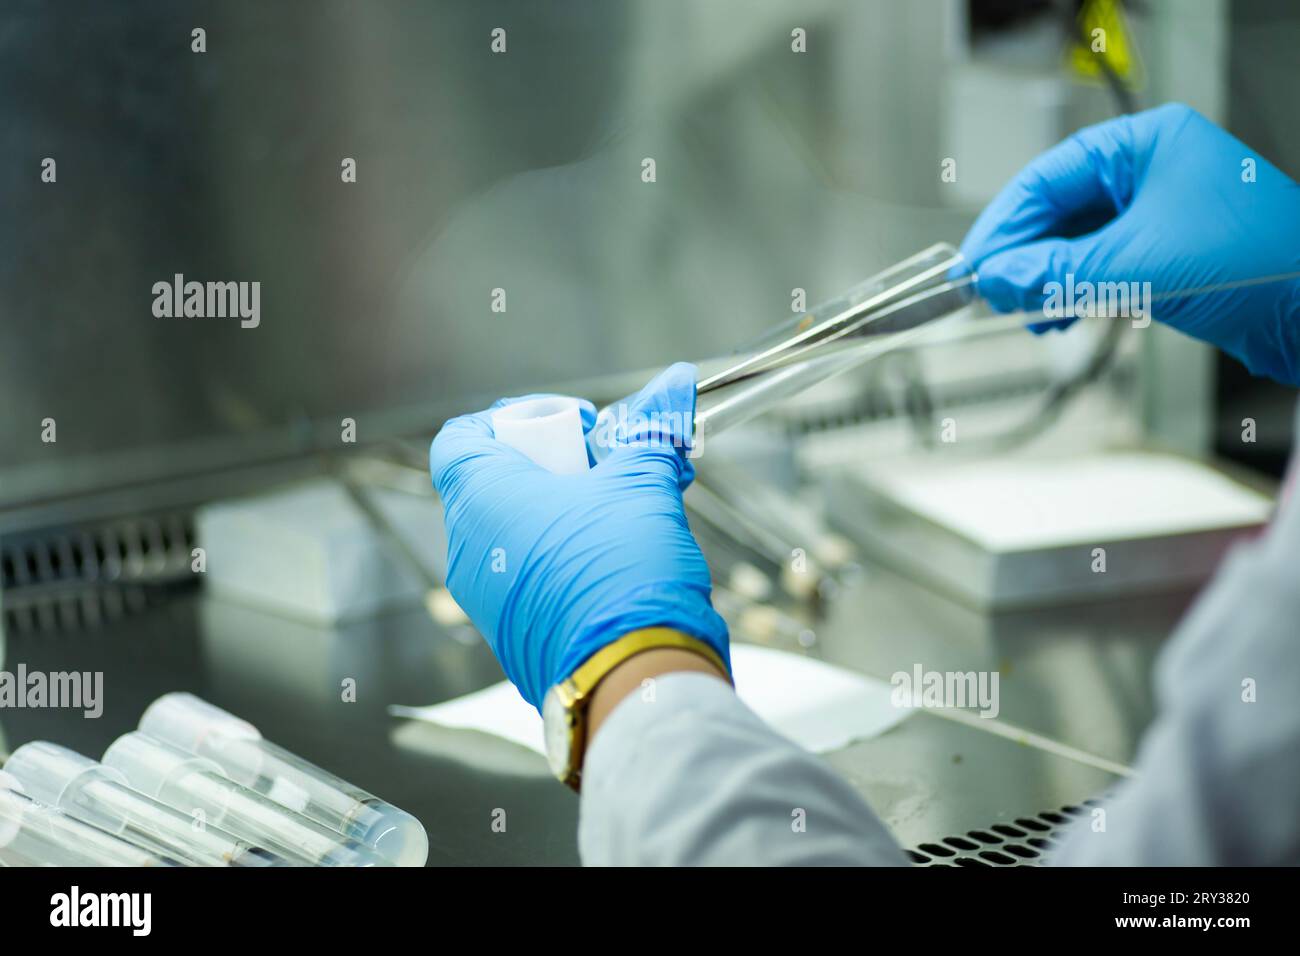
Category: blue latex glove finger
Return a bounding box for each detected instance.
[590,360,700,489]
[430,363,728,710]
[960,116,1140,285]
[961,103,1300,383]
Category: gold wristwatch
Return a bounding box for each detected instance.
[542,627,730,791]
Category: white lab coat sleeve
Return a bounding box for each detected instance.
[578,672,909,866]
[1048,461,1300,865]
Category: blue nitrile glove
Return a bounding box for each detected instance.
[429,362,729,710]
[961,102,1300,386]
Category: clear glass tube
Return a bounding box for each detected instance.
[102,732,391,867]
[0,773,178,867]
[589,243,977,461]
[4,742,290,867]
[714,243,974,365]
[139,693,428,866]
[694,243,977,440]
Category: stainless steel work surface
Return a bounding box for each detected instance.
[814,561,1195,767]
[826,712,1117,851]
[0,553,1190,864]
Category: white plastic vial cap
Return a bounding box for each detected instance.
[102,732,225,799]
[490,397,590,475]
[3,742,127,809]
[139,692,262,754]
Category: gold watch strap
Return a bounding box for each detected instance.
[555,628,730,791]
[568,627,731,698]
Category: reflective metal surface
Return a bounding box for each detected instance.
[817,560,1187,769]
[0,545,1186,864]
[4,0,1287,866]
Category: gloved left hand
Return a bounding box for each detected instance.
[430,362,730,710]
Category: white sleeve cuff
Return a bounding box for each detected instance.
[579,671,906,866]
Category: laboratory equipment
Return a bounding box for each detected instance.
[139,693,429,866]
[0,771,178,867]
[589,244,978,461]
[334,471,465,631]
[700,245,976,391]
[102,731,391,867]
[196,479,442,624]
[490,396,590,475]
[689,459,859,602]
[692,243,978,441]
[4,741,291,867]
[826,450,1273,609]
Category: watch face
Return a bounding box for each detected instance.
[542,687,571,779]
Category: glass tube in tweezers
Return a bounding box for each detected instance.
[696,243,974,395]
[694,271,977,440]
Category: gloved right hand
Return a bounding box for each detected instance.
[961,103,1300,386]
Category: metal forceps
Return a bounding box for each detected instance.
[695,243,978,398]
[589,243,979,459]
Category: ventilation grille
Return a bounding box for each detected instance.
[2,513,197,634]
[906,801,1102,867]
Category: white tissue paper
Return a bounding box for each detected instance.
[390,643,908,758]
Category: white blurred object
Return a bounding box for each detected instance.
[196,479,446,624]
[490,396,590,475]
[828,451,1274,608]
[869,453,1269,551]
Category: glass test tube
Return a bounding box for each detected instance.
[4,742,290,867]
[0,771,178,867]
[139,692,428,867]
[102,732,390,867]
[723,243,975,359]
[587,244,978,463]
[694,243,978,440]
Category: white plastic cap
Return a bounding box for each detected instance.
[3,742,127,809]
[101,732,225,799]
[139,692,261,753]
[490,397,590,475]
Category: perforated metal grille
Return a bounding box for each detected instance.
[1,514,194,589]
[906,800,1102,867]
[1,513,197,634]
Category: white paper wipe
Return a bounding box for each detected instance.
[390,644,908,756]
